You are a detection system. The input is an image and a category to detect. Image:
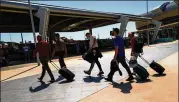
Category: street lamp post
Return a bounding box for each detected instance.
[9,33,12,42]
[28,0,40,65]
[146,0,149,46]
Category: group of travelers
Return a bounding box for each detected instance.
[0,43,11,66]
[0,36,88,67]
[33,33,68,83]
[33,28,140,83]
[0,41,36,66]
[23,42,35,63]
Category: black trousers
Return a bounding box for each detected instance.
[107,56,132,79]
[88,48,103,72]
[39,57,55,80]
[56,51,66,68]
[58,56,66,68]
[24,51,30,62]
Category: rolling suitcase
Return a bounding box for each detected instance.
[50,61,75,81]
[126,58,149,80]
[139,55,165,75]
[133,64,149,80]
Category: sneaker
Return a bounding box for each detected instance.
[84,70,91,75]
[62,66,67,69]
[104,77,113,82]
[97,71,104,76]
[126,76,134,81]
[37,78,42,82]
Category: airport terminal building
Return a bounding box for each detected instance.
[133,1,179,43]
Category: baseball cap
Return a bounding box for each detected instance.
[112,28,119,34]
[110,28,119,36]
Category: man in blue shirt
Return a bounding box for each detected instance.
[105,28,134,82]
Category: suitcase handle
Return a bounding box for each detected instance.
[139,55,150,65]
[50,60,60,71]
[125,57,129,63]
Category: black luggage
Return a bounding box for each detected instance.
[139,55,165,75]
[82,50,93,63]
[134,42,144,53]
[129,56,137,68]
[111,60,122,76]
[50,61,75,81]
[126,58,149,80]
[133,64,149,80]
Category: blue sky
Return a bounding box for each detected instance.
[1,1,171,43]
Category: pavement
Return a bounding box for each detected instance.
[80,51,178,102]
[1,41,178,102]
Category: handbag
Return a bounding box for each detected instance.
[82,50,93,63]
[129,56,137,68]
[111,60,122,76]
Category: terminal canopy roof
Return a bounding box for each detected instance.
[0,0,152,33]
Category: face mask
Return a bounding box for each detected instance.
[86,36,91,40]
[111,36,115,39]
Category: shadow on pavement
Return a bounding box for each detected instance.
[83,76,104,83]
[58,80,73,84]
[112,81,134,94]
[55,76,65,82]
[29,81,50,93]
[58,78,74,84]
[152,73,167,77]
[1,66,38,82]
[136,79,152,83]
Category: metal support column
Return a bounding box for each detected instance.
[167,28,170,38]
[151,20,162,43]
[35,7,50,40]
[117,15,129,37]
[21,33,24,43]
[28,0,40,65]
[0,33,1,42]
[146,0,150,46]
[89,28,92,34]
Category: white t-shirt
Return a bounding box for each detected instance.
[89,36,98,49]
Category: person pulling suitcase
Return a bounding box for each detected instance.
[33,35,55,83]
[128,32,144,69]
[49,33,75,82]
[52,33,67,69]
[128,32,144,59]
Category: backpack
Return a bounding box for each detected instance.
[134,38,144,53]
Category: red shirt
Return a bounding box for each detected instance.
[130,37,137,53]
[34,40,50,57]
